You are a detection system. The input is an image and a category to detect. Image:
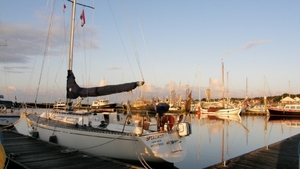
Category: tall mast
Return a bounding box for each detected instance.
[66,0,77,108]
[66,0,94,109]
[68,0,76,71]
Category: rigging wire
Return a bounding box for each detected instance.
[73,1,95,104]
[53,1,69,99]
[0,42,10,100]
[264,76,272,97]
[133,1,156,85]
[107,0,137,80]
[86,0,96,105]
[0,11,10,99]
[35,0,56,107]
[21,2,53,105]
[52,0,95,105]
[121,1,144,81]
[75,6,88,96]
[132,1,152,83]
[44,1,57,109]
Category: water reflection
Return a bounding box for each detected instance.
[268,116,300,128]
[174,114,300,169]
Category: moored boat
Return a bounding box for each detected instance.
[201,104,241,115]
[53,98,67,109]
[246,104,265,113]
[14,0,191,165]
[200,61,241,116]
[0,96,20,126]
[90,98,118,109]
[268,104,300,117]
[15,106,191,163]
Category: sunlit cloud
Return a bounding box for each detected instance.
[222,40,271,55]
[141,82,154,93]
[8,86,16,91]
[99,78,107,86]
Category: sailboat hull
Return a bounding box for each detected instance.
[200,107,241,115]
[15,113,187,163]
[0,114,20,126]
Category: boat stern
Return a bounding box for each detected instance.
[139,131,187,163]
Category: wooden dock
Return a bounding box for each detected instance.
[2,130,143,169]
[206,133,300,169]
[5,128,299,169]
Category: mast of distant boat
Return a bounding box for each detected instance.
[198,65,201,109]
[222,61,225,108]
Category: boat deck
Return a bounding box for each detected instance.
[2,130,143,169]
[206,133,300,169]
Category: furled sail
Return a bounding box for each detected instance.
[67,70,144,99]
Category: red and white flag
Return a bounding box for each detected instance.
[63,4,66,13]
[80,9,85,27]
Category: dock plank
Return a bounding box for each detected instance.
[2,130,142,169]
[206,134,300,169]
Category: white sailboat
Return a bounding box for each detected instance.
[201,62,241,115]
[14,0,191,165]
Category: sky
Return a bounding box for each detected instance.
[0,0,299,104]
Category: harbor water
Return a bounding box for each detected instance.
[175,114,300,168]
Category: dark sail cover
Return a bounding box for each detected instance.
[67,70,144,99]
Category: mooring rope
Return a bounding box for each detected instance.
[130,134,152,169]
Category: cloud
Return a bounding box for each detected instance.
[141,82,154,93]
[0,14,100,66]
[99,78,107,86]
[2,66,32,73]
[8,86,16,91]
[222,40,271,55]
[209,78,223,97]
[107,66,123,70]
